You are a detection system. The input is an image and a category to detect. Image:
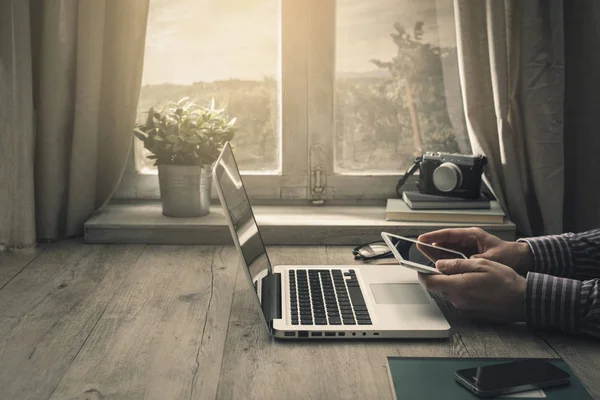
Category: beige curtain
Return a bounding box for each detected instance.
[454,0,564,236]
[0,0,149,248]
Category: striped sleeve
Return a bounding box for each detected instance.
[579,278,600,338]
[525,272,600,338]
[519,228,600,280]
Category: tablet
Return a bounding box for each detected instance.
[381,232,467,275]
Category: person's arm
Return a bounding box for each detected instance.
[519,228,600,280]
[525,273,600,338]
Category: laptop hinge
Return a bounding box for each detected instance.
[261,272,282,327]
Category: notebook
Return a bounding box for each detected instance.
[385,198,505,224]
[387,357,593,400]
[402,191,491,210]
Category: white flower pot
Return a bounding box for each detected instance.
[158,164,212,217]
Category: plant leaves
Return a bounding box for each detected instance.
[166,135,179,143]
[145,108,155,128]
[184,136,202,145]
[177,96,191,106]
[133,130,147,142]
[172,141,185,153]
[139,98,236,165]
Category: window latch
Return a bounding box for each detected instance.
[313,167,324,193]
[311,167,325,205]
[310,144,326,205]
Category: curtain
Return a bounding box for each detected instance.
[563,1,600,232]
[453,0,564,236]
[0,0,149,248]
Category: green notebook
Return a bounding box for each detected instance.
[387,357,593,400]
[385,199,505,224]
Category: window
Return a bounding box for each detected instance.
[136,0,280,175]
[128,0,469,202]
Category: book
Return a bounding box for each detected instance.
[385,198,505,224]
[402,191,491,210]
[387,357,593,400]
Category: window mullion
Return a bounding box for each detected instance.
[279,0,310,200]
[307,0,336,202]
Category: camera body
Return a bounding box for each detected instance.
[417,152,487,199]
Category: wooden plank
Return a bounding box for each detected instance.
[85,224,234,246]
[541,333,600,399]
[85,203,516,245]
[0,240,143,400]
[429,295,557,359]
[0,246,45,288]
[217,246,556,399]
[50,245,239,400]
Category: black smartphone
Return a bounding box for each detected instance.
[455,359,570,397]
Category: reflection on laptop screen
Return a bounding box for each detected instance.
[214,144,272,288]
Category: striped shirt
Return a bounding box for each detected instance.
[519,229,600,338]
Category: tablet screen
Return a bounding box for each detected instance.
[387,235,467,266]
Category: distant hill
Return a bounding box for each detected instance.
[337,69,390,79]
[140,72,390,87]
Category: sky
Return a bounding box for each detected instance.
[141,0,457,84]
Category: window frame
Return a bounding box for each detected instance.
[305,0,410,202]
[115,0,413,203]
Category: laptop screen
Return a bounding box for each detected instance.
[213,143,273,294]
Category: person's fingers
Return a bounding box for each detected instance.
[436,258,489,275]
[471,250,502,262]
[418,228,467,244]
[416,242,465,264]
[418,228,485,250]
[418,272,465,293]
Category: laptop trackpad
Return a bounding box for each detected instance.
[369,283,430,305]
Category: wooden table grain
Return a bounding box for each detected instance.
[0,241,597,400]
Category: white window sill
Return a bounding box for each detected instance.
[84,202,516,245]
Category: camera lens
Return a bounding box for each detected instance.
[433,163,463,192]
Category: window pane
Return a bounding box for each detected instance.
[136,0,280,174]
[335,0,470,174]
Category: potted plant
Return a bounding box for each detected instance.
[134,97,237,217]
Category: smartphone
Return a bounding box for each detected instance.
[380,232,467,275]
[455,359,571,397]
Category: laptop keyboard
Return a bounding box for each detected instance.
[288,269,372,326]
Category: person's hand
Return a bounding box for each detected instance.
[418,258,527,324]
[418,228,533,276]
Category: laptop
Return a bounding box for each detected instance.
[213,143,450,339]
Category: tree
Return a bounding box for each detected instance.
[371,21,460,156]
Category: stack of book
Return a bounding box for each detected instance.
[385,191,505,224]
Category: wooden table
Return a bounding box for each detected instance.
[0,241,598,399]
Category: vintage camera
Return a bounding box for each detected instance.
[396,152,487,199]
